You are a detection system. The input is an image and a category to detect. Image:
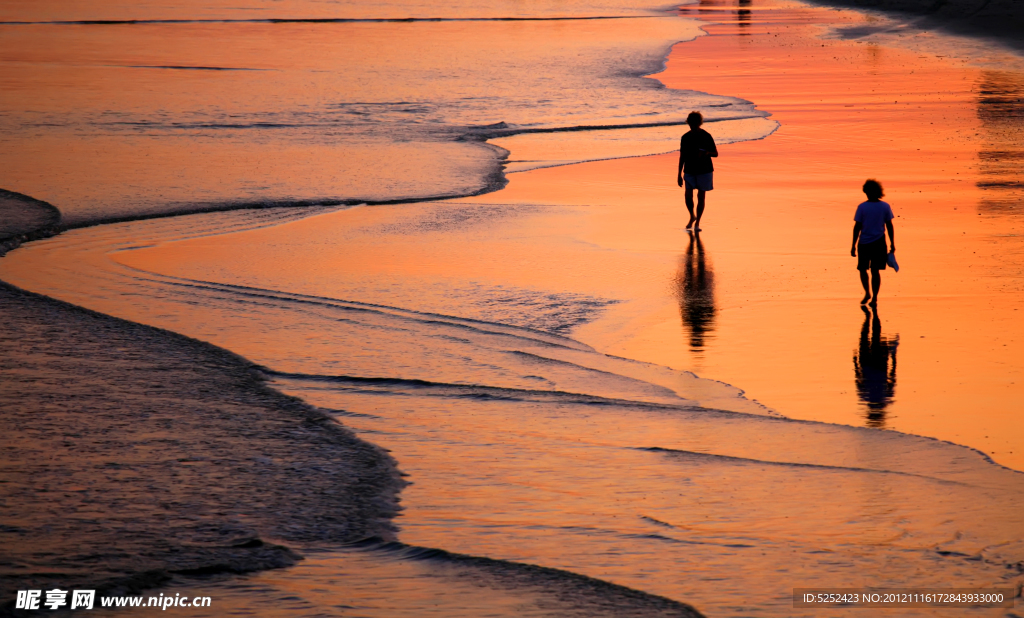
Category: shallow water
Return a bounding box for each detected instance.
[0,0,773,226]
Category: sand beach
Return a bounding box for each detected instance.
[2,0,1024,615]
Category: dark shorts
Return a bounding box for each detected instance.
[857,237,888,271]
[683,172,714,192]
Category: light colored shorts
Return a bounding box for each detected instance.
[683,172,714,192]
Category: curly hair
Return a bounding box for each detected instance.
[862,179,884,199]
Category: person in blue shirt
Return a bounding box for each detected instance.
[851,179,896,306]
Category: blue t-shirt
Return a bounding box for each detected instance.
[854,200,894,244]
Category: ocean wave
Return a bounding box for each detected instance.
[268,370,707,410]
[635,446,976,484]
[341,537,706,617]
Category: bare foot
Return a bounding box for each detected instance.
[860,294,871,305]
[869,298,878,307]
[685,219,695,230]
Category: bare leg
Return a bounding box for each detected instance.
[859,269,871,304]
[684,186,696,229]
[695,189,707,230]
[869,268,881,306]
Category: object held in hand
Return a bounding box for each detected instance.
[887,251,899,272]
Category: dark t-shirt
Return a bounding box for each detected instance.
[854,199,894,244]
[679,128,717,175]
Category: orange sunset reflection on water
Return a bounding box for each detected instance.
[2,0,1024,615]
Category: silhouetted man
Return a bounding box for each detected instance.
[851,179,895,306]
[676,111,718,231]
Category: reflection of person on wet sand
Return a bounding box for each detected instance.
[675,231,716,352]
[851,179,895,306]
[676,111,718,232]
[854,305,898,428]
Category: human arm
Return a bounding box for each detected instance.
[851,222,862,257]
[677,137,685,187]
[705,133,718,158]
[886,220,895,253]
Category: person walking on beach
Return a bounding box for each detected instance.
[676,111,718,231]
[851,179,895,306]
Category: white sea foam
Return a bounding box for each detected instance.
[497,116,779,173]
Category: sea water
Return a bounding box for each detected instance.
[2,0,1023,616]
[0,0,774,226]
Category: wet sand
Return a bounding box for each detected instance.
[604,0,1024,466]
[489,0,1024,466]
